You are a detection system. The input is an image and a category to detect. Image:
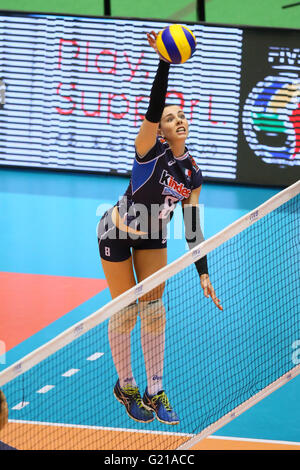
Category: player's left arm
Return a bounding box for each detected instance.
[182,187,223,311]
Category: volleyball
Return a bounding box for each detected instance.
[156,24,196,64]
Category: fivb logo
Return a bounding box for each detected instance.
[243,45,300,165]
[159,170,191,199]
[268,47,300,70]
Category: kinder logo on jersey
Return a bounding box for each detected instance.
[159,170,191,198]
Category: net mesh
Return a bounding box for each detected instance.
[0,188,299,450]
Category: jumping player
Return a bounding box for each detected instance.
[97,31,222,425]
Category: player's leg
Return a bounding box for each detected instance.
[133,247,167,394]
[98,206,155,423]
[100,249,154,423]
[133,246,179,424]
[100,250,137,388]
[101,255,136,300]
[98,207,139,388]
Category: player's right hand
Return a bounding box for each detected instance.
[147,31,159,54]
[200,274,223,311]
[146,31,170,63]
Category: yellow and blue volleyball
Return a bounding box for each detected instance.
[156,24,196,64]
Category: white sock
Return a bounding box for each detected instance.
[148,375,163,396]
[141,330,165,396]
[120,376,137,389]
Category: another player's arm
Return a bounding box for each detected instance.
[182,187,223,311]
[135,32,170,158]
[0,389,8,430]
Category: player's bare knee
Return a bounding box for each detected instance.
[139,299,166,334]
[109,302,138,334]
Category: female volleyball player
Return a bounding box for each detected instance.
[98,31,222,425]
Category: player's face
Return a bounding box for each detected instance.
[159,106,189,143]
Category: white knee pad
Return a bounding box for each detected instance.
[139,299,166,334]
[109,302,138,334]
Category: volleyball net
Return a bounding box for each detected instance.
[0,181,299,450]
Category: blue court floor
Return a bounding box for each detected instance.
[0,166,299,444]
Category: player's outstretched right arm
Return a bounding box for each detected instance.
[135,32,170,158]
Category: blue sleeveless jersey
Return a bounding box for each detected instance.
[117,137,203,234]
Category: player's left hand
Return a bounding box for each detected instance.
[200,274,223,311]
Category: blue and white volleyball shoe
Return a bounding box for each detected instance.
[142,389,180,425]
[113,380,154,423]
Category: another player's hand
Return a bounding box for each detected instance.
[200,274,223,311]
[0,389,8,430]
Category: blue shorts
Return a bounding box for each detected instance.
[97,207,167,262]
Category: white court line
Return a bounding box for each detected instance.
[7,418,192,437]
[87,352,104,361]
[36,385,55,394]
[62,369,80,377]
[12,357,103,412]
[11,402,30,410]
[6,419,300,446]
[208,435,300,446]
